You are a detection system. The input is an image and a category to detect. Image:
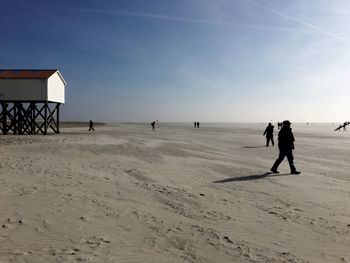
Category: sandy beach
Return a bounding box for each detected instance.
[1,123,350,262]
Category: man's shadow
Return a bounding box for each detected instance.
[213,172,290,183]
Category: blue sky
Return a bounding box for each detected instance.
[1,0,350,122]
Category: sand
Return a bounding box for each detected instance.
[1,123,350,262]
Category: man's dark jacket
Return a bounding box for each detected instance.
[263,125,274,138]
[278,127,295,149]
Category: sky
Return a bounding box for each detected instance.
[1,0,350,123]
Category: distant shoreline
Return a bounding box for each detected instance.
[60,122,106,128]
[61,121,340,125]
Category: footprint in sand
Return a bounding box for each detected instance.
[2,218,24,229]
[202,210,232,221]
[124,169,154,183]
[84,236,111,248]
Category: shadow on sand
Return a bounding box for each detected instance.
[241,146,267,149]
[213,172,290,183]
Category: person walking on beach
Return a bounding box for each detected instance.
[335,124,343,131]
[271,120,301,174]
[263,123,274,147]
[88,120,95,131]
[335,121,349,131]
[194,122,197,128]
[197,121,200,128]
[151,121,156,131]
[343,121,349,131]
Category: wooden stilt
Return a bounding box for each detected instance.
[57,103,60,134]
[44,102,48,135]
[0,101,61,135]
[3,102,7,135]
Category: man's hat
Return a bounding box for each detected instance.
[283,120,291,125]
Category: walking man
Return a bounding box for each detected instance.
[271,120,301,174]
[88,120,95,131]
[263,123,274,147]
[151,121,156,131]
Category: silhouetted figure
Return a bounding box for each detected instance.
[335,121,350,131]
[197,121,200,128]
[277,122,282,130]
[271,120,301,175]
[343,121,349,131]
[88,120,95,131]
[194,122,197,128]
[263,123,274,147]
[151,121,156,131]
[335,124,342,131]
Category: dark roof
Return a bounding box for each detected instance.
[0,70,57,79]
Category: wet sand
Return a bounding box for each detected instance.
[1,123,350,262]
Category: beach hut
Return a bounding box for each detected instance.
[0,69,66,135]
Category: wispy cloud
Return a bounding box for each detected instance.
[80,9,232,26]
[78,8,315,34]
[250,0,347,41]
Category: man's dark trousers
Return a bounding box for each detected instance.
[271,147,296,172]
[266,137,274,146]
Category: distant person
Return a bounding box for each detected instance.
[263,123,274,147]
[194,122,196,128]
[151,121,156,131]
[335,124,342,131]
[335,122,349,131]
[197,121,200,128]
[271,120,301,175]
[88,120,95,131]
[343,121,348,131]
